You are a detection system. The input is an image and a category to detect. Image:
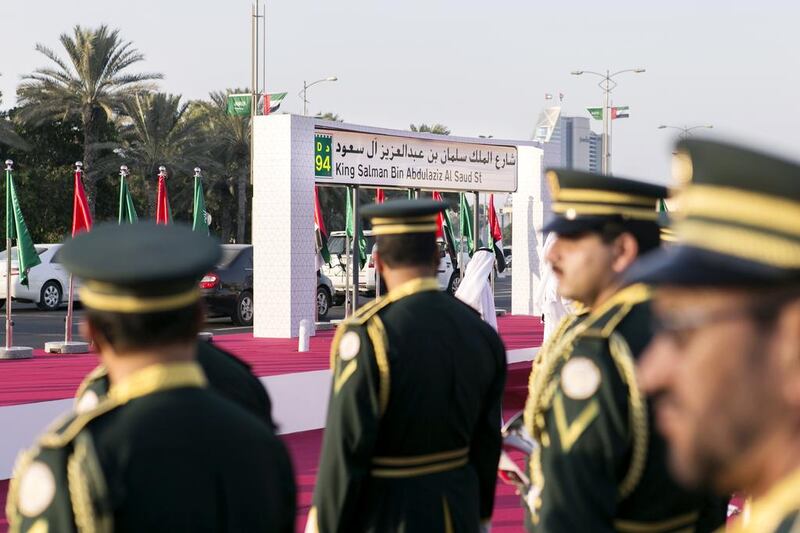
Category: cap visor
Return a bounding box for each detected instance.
[625,244,795,287]
[542,216,608,235]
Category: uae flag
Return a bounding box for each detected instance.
[5,166,41,286]
[433,192,458,269]
[155,172,172,225]
[488,194,507,273]
[261,92,287,115]
[611,106,630,120]
[71,167,92,237]
[314,186,331,265]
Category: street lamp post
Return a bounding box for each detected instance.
[658,124,714,139]
[301,76,338,116]
[571,68,645,174]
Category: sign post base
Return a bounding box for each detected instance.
[0,346,33,359]
[44,341,90,354]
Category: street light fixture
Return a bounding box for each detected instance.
[658,124,714,139]
[571,68,646,174]
[300,76,338,116]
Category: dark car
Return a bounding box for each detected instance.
[201,245,254,326]
[201,245,339,325]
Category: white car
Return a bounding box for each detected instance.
[321,231,466,297]
[0,244,76,311]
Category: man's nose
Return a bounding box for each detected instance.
[638,335,679,396]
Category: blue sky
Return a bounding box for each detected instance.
[1,0,798,183]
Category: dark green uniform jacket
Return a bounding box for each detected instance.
[308,277,507,533]
[7,361,296,533]
[524,284,727,532]
[74,340,277,429]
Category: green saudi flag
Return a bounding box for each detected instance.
[226,93,252,116]
[5,168,41,286]
[587,107,604,120]
[345,192,367,266]
[192,176,209,234]
[459,193,474,253]
[118,176,138,224]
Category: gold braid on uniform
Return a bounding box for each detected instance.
[525,284,652,510]
[608,333,649,498]
[6,447,37,533]
[523,314,579,432]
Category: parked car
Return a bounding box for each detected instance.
[201,244,254,326]
[0,244,75,311]
[201,245,340,325]
[317,271,335,319]
[321,230,465,297]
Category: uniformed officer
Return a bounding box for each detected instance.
[523,169,727,532]
[306,199,507,533]
[75,340,278,430]
[631,139,800,533]
[6,222,295,532]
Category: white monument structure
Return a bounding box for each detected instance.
[252,115,547,338]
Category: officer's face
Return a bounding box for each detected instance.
[639,288,796,494]
[546,232,617,305]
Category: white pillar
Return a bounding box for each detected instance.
[511,146,547,316]
[252,115,317,338]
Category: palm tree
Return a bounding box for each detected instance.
[0,88,29,150]
[316,112,343,122]
[199,90,251,243]
[108,92,210,218]
[409,123,451,135]
[16,25,161,215]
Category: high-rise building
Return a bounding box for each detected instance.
[536,112,603,174]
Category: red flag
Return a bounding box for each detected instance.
[488,194,507,273]
[488,194,502,243]
[432,191,444,238]
[156,174,171,225]
[71,167,92,237]
[376,188,385,204]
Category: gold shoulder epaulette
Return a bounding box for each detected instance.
[38,397,123,449]
[576,284,652,340]
[75,365,108,400]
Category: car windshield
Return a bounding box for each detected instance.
[0,247,47,261]
[327,235,376,256]
[218,247,245,267]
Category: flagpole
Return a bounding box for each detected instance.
[0,160,32,359]
[63,162,81,345]
[344,186,351,318]
[5,161,12,350]
[351,186,360,314]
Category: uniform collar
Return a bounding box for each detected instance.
[108,361,207,404]
[385,277,440,303]
[729,467,800,533]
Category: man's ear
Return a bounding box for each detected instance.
[374,251,385,275]
[774,299,800,409]
[612,232,640,274]
[80,318,105,353]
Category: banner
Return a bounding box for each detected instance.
[314,129,518,193]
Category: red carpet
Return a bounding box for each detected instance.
[0,315,542,407]
[0,317,541,532]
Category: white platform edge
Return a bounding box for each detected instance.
[0,346,537,479]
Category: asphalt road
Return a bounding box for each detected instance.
[0,273,512,349]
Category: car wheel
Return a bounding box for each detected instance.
[447,271,461,295]
[37,281,62,311]
[232,290,254,326]
[317,286,332,319]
